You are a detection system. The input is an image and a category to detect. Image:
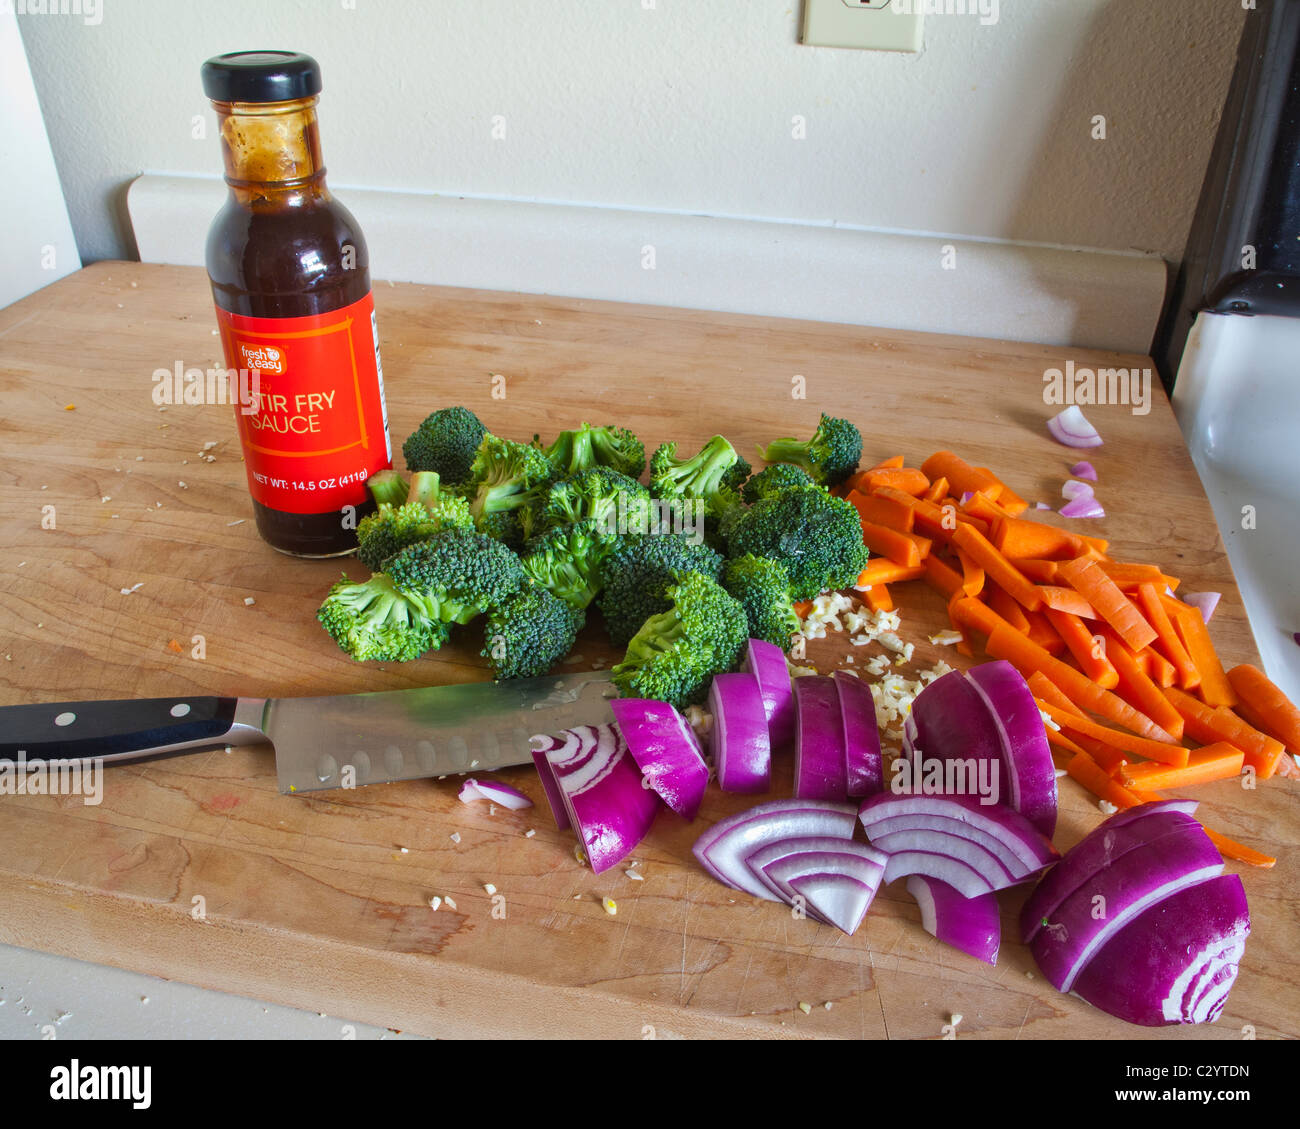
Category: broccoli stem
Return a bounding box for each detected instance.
[408,471,442,509]
[367,469,409,508]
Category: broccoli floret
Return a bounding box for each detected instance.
[758,413,863,487]
[725,484,871,601]
[386,528,525,625]
[742,463,815,504]
[611,571,748,709]
[541,466,653,533]
[355,473,475,570]
[649,435,751,509]
[540,423,646,479]
[317,572,452,663]
[520,519,618,610]
[597,533,725,645]
[403,406,487,484]
[482,583,584,680]
[462,434,555,540]
[367,469,410,507]
[720,554,801,651]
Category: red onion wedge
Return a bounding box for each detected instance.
[794,676,849,801]
[1180,591,1222,624]
[742,638,795,750]
[1070,874,1249,1026]
[1060,495,1106,519]
[833,671,883,798]
[707,673,772,794]
[693,798,857,901]
[459,777,534,810]
[530,734,572,830]
[967,660,1057,838]
[1020,800,1200,944]
[1061,480,1095,501]
[1070,461,1099,483]
[906,875,1001,965]
[1030,819,1225,993]
[545,723,661,873]
[1047,405,1103,449]
[609,698,709,820]
[858,794,1057,897]
[789,872,882,937]
[900,670,1005,803]
[747,837,886,928]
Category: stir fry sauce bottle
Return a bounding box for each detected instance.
[201,51,391,557]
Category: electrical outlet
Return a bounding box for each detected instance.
[801,0,924,53]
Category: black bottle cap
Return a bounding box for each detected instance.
[201,51,322,104]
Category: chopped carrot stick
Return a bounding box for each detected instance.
[1142,647,1177,689]
[1030,703,1129,773]
[849,492,915,533]
[1023,609,1067,656]
[1101,633,1186,740]
[859,522,923,568]
[1039,586,1097,618]
[955,548,985,598]
[1162,686,1286,779]
[920,452,1003,501]
[1167,604,1236,707]
[992,482,1029,517]
[868,455,905,471]
[1045,726,1090,759]
[1015,558,1059,585]
[1097,561,1180,593]
[951,523,1042,611]
[1134,582,1199,690]
[987,583,1031,634]
[1056,557,1158,652]
[855,560,925,587]
[793,600,814,618]
[1028,671,1084,716]
[924,476,949,504]
[1077,535,1111,556]
[1043,608,1118,689]
[1226,664,1300,754]
[993,518,1083,562]
[1037,701,1190,767]
[863,583,893,613]
[1120,743,1243,790]
[1202,827,1276,869]
[1066,753,1143,810]
[962,492,1014,527]
[984,624,1177,743]
[861,466,930,496]
[923,554,964,600]
[950,595,1008,641]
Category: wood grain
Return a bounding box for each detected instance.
[0,261,1295,1039]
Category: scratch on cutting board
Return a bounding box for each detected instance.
[1014,996,1034,1040]
[867,949,891,1040]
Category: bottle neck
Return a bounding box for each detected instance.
[213,97,328,205]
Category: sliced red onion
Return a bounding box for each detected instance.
[1030,821,1225,993]
[788,872,883,937]
[610,698,709,820]
[858,793,1057,896]
[693,799,857,901]
[1020,801,1200,944]
[1059,495,1106,519]
[833,671,883,798]
[1070,461,1099,483]
[708,673,772,794]
[459,777,533,810]
[744,835,871,909]
[546,724,661,873]
[900,670,1006,802]
[959,491,975,506]
[794,676,848,801]
[531,738,571,831]
[1294,632,1300,649]
[1070,875,1249,1026]
[1062,480,1095,501]
[1180,591,1222,624]
[755,840,886,915]
[1047,405,1104,449]
[742,638,795,750]
[967,660,1057,839]
[906,875,1001,965]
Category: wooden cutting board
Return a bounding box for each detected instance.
[0,261,1295,1040]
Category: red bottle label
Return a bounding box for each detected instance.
[214,293,392,515]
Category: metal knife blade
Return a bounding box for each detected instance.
[0,671,617,795]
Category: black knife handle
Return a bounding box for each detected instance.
[0,696,247,764]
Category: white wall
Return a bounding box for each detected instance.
[20,0,1244,265]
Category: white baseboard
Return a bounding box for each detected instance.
[128,173,1166,354]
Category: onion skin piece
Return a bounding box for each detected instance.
[742,638,795,749]
[1048,405,1104,449]
[833,671,883,798]
[907,875,1001,965]
[967,660,1057,839]
[1070,874,1250,1026]
[610,698,709,820]
[1030,820,1225,992]
[1020,801,1199,944]
[708,673,772,794]
[794,676,849,801]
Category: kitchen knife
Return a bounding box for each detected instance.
[0,671,617,795]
